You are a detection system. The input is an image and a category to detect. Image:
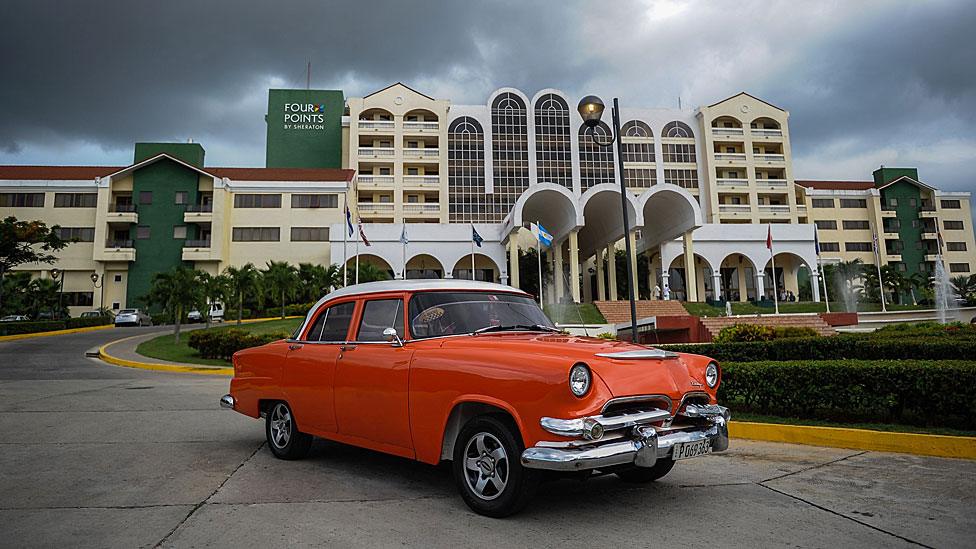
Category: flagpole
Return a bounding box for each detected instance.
[355,221,360,285]
[342,196,348,286]
[769,225,779,315]
[873,230,887,312]
[470,237,475,280]
[537,221,543,306]
[401,224,407,279]
[819,256,831,313]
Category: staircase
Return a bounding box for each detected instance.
[699,314,836,339]
[594,300,689,324]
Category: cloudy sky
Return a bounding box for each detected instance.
[1,0,974,197]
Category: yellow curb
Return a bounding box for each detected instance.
[98,334,232,376]
[730,421,976,460]
[0,324,113,342]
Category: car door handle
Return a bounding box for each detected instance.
[288,343,303,351]
[340,345,357,352]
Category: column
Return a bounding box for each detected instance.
[628,230,639,299]
[647,253,657,299]
[682,231,698,302]
[661,271,671,300]
[755,272,766,301]
[568,231,581,303]
[595,250,606,301]
[507,237,519,289]
[811,271,821,302]
[607,243,618,301]
[553,240,564,303]
[582,259,593,303]
[737,263,748,302]
[712,271,723,301]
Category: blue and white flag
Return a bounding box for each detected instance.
[399,224,409,245]
[472,225,484,247]
[345,205,354,237]
[530,222,553,247]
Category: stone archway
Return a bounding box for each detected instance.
[451,253,500,282]
[405,253,444,279]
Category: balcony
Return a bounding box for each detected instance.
[403,203,441,216]
[714,153,747,163]
[796,204,807,214]
[750,128,783,138]
[756,178,789,188]
[358,120,395,131]
[403,147,439,160]
[718,205,752,214]
[754,154,786,163]
[183,204,213,223]
[759,205,791,214]
[716,178,748,188]
[886,252,902,261]
[358,147,396,158]
[107,204,138,224]
[358,175,395,187]
[182,239,216,261]
[403,121,439,132]
[103,239,135,261]
[711,127,744,137]
[924,253,941,262]
[403,175,441,189]
[358,202,395,215]
[880,207,897,217]
[919,206,938,217]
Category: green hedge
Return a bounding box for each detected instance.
[713,323,819,343]
[187,329,290,361]
[718,360,976,428]
[0,317,111,336]
[663,335,976,362]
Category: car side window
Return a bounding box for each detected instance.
[308,301,355,342]
[356,299,404,342]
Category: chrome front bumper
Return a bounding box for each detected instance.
[521,404,730,472]
[219,394,235,409]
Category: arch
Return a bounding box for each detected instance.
[662,121,695,139]
[448,116,489,223]
[404,108,439,121]
[511,182,581,240]
[750,116,781,130]
[490,89,530,226]
[534,92,572,189]
[449,116,483,134]
[759,251,813,301]
[710,115,743,128]
[359,107,394,121]
[345,253,395,281]
[620,120,655,169]
[405,254,444,279]
[622,120,653,138]
[665,252,715,302]
[714,252,759,302]
[636,184,703,248]
[577,184,642,258]
[578,121,615,191]
[451,253,500,282]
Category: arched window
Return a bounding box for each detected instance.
[620,120,654,165]
[491,93,529,222]
[578,122,615,191]
[662,121,694,139]
[622,120,653,138]
[534,93,572,188]
[448,117,489,223]
[661,121,697,168]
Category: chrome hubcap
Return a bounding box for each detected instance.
[463,432,508,501]
[270,404,292,448]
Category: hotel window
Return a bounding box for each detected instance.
[662,143,696,163]
[663,169,698,189]
[62,292,94,307]
[814,220,837,230]
[662,121,694,139]
[232,227,280,242]
[378,167,392,175]
[949,263,970,273]
[944,220,964,230]
[534,93,572,188]
[407,167,420,175]
[136,226,151,239]
[941,200,961,209]
[811,198,834,208]
[840,198,867,208]
[173,225,187,239]
[578,121,615,191]
[290,227,329,242]
[842,220,870,230]
[884,219,901,230]
[407,195,419,203]
[0,192,45,207]
[53,227,95,242]
[139,191,152,205]
[845,242,872,252]
[174,191,188,205]
[947,242,967,252]
[491,93,530,221]
[291,194,338,208]
[820,242,840,252]
[379,195,391,203]
[620,120,654,163]
[624,168,656,188]
[54,193,97,208]
[234,194,281,208]
[888,198,898,207]
[448,116,490,223]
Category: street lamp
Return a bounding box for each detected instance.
[49,268,64,320]
[91,273,104,312]
[577,95,639,341]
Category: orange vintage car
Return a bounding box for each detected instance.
[221,280,729,517]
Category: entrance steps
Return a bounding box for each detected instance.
[593,300,689,324]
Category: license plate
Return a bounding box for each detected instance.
[672,439,711,461]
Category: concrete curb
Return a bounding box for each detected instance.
[0,324,113,342]
[730,421,976,460]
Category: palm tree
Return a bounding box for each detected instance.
[27,278,60,319]
[831,259,864,311]
[262,261,299,319]
[879,265,906,305]
[356,262,391,284]
[146,266,202,344]
[297,263,341,301]
[950,274,976,305]
[198,272,231,328]
[906,272,928,305]
[224,263,261,325]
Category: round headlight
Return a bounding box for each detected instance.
[705,362,720,388]
[569,363,591,397]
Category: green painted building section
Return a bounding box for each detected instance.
[873,167,919,187]
[134,142,205,167]
[265,89,344,168]
[872,168,934,279]
[126,149,201,308]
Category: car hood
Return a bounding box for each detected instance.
[434,332,712,400]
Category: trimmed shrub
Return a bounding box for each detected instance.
[662,335,976,362]
[713,323,819,343]
[188,328,290,360]
[718,359,976,429]
[65,316,113,329]
[0,320,65,336]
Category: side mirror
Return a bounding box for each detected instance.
[383,327,403,347]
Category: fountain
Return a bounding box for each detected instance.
[833,271,859,312]
[932,258,960,324]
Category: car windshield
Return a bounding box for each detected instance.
[119,309,136,314]
[408,291,555,339]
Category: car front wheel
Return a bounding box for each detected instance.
[452,416,537,517]
[265,401,312,460]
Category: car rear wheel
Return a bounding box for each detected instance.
[265,401,312,460]
[452,416,537,517]
[615,458,675,483]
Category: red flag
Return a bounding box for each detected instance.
[358,222,371,246]
[766,225,773,250]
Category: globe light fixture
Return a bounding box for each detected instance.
[577,95,606,128]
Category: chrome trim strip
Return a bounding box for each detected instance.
[601,394,674,415]
[539,408,670,438]
[594,349,679,360]
[219,394,234,410]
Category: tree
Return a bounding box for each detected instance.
[517,248,549,300]
[27,278,60,319]
[146,266,202,345]
[262,261,299,319]
[224,263,261,325]
[198,272,231,328]
[355,262,391,284]
[297,263,342,302]
[0,217,70,313]
[0,271,32,316]
[951,274,976,305]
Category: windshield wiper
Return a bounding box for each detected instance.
[473,324,561,334]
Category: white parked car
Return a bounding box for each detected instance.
[114,309,152,327]
[188,302,225,323]
[0,315,30,322]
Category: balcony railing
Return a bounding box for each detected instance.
[716,178,748,187]
[403,121,439,131]
[185,204,213,213]
[759,205,791,213]
[403,175,440,187]
[711,127,744,136]
[358,120,395,130]
[403,204,440,214]
[183,239,211,248]
[714,153,747,162]
[403,147,439,158]
[105,239,133,248]
[108,204,136,213]
[358,175,395,185]
[718,205,752,213]
[358,203,395,213]
[750,128,783,137]
[358,147,396,157]
[754,154,786,162]
[756,179,789,187]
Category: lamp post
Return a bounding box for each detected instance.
[577,95,638,341]
[49,268,64,320]
[91,273,104,312]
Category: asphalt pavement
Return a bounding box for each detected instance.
[0,328,973,548]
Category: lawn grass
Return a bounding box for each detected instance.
[731,412,976,438]
[135,317,303,367]
[545,303,607,324]
[682,300,931,317]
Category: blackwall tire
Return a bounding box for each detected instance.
[615,458,676,483]
[452,415,538,517]
[265,401,312,460]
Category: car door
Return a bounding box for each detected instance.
[333,297,413,450]
[282,300,355,434]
